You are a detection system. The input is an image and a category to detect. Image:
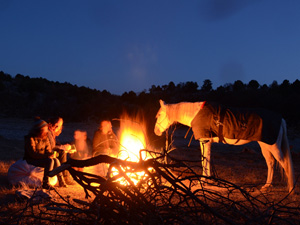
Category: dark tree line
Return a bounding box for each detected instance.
[1,71,300,131]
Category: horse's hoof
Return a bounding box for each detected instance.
[260,184,272,192]
[288,188,298,196]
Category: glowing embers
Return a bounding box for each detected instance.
[49,176,58,186]
[109,114,152,186]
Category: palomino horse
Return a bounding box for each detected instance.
[154,100,295,193]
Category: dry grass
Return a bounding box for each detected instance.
[1,126,300,224]
[0,161,95,224]
[0,150,300,224]
[0,136,94,224]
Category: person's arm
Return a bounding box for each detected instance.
[59,143,76,153]
[52,137,74,153]
[92,130,107,155]
[92,130,101,150]
[45,138,55,158]
[25,137,52,159]
[109,131,120,156]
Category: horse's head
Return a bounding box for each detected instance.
[154,100,172,136]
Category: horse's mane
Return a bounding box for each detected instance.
[166,102,203,126]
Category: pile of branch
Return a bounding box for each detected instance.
[5,150,300,224]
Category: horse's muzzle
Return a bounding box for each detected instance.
[154,127,162,136]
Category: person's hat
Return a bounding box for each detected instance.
[33,118,48,130]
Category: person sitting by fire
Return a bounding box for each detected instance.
[47,117,76,185]
[92,120,119,157]
[24,117,67,189]
[71,129,93,172]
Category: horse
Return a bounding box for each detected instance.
[154,99,295,193]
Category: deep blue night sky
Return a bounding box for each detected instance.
[1,0,300,95]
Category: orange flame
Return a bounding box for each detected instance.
[111,113,151,185]
[118,114,147,161]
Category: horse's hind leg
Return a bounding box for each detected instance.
[260,141,294,192]
[260,121,295,193]
[259,144,275,190]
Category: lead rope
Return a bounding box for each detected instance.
[165,129,169,150]
[184,127,194,147]
[184,127,191,139]
[164,128,169,164]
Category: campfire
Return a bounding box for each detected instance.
[109,114,152,186]
[44,115,300,225]
[118,115,147,161]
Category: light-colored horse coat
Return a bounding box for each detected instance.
[154,100,295,193]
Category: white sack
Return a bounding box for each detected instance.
[8,159,57,187]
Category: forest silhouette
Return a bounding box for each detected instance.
[1,71,300,133]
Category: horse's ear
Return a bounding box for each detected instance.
[159,99,165,107]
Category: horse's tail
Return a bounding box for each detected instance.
[281,119,296,193]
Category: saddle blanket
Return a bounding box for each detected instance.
[191,102,282,145]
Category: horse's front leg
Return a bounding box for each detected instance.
[199,139,212,179]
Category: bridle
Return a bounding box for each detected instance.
[155,110,172,132]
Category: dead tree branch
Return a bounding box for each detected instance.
[6,149,300,224]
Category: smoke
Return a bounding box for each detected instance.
[126,44,158,88]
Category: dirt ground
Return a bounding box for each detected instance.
[171,126,300,193]
[0,118,300,223]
